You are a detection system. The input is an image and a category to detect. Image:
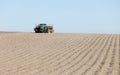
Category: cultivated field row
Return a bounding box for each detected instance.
[0,33,119,75]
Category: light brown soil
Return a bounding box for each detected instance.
[0,33,119,75]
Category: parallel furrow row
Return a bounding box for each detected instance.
[43,35,104,73]
[78,34,110,75]
[57,35,106,75]
[94,35,113,75]
[68,34,110,75]
[21,35,98,73]
[0,33,119,75]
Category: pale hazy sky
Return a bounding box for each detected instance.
[0,0,120,33]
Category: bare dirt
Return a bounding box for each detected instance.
[0,32,119,75]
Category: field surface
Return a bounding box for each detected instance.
[0,32,119,75]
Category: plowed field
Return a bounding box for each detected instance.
[0,33,119,75]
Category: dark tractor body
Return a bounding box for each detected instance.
[34,24,54,33]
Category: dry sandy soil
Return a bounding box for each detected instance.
[0,32,119,75]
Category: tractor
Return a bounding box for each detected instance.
[34,23,54,33]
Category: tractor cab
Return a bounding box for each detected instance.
[37,23,47,33]
[39,23,46,26]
